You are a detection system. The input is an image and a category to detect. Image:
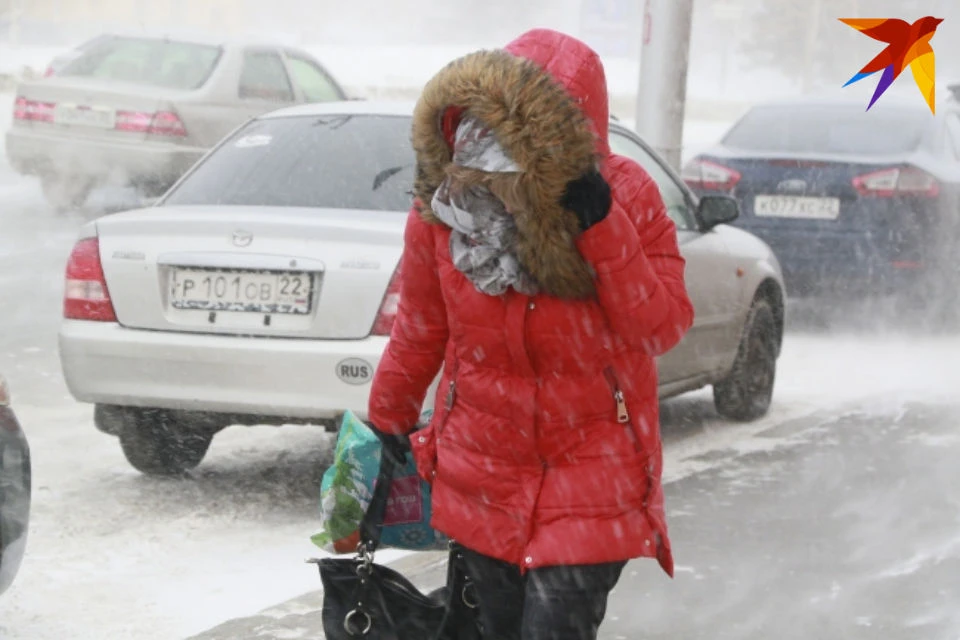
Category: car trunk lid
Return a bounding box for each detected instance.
[96,206,404,339]
[12,77,188,142]
[721,152,876,231]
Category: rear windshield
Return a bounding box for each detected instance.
[162,114,416,211]
[722,104,930,155]
[58,37,222,90]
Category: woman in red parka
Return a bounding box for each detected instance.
[369,28,695,640]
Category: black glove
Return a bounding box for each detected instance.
[369,426,411,467]
[560,169,612,233]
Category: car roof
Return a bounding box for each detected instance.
[259,100,637,122]
[746,88,960,116]
[260,100,412,119]
[751,91,924,110]
[76,30,299,51]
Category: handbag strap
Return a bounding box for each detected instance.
[357,431,406,553]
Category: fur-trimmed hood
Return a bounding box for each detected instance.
[411,29,611,299]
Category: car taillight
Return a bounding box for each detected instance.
[852,167,940,198]
[115,110,187,137]
[13,96,56,122]
[44,66,56,77]
[371,265,402,336]
[64,237,117,322]
[681,158,742,192]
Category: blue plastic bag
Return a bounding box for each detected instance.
[311,409,448,553]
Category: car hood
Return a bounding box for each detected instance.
[714,223,782,268]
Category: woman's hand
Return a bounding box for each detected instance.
[560,169,612,232]
[369,425,412,465]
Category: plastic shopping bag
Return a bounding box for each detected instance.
[311,409,449,554]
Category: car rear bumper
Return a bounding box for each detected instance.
[58,320,403,421]
[5,127,205,185]
[0,406,30,596]
[737,226,932,298]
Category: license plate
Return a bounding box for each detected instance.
[53,104,116,129]
[754,195,841,220]
[169,269,313,314]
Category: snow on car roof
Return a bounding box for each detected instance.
[750,87,947,113]
[80,30,300,50]
[259,100,419,119]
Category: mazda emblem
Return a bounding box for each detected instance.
[232,230,253,247]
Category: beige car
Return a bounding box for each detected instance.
[57,101,786,476]
[5,33,347,210]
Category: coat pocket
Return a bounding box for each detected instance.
[411,424,438,483]
[411,369,459,484]
[602,366,641,453]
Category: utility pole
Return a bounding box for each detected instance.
[634,0,695,171]
[801,0,823,93]
[7,0,24,48]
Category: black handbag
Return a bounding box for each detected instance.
[310,437,482,639]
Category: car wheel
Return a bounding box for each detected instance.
[40,175,94,212]
[115,408,214,476]
[713,299,778,422]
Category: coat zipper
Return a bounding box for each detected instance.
[603,365,659,517]
[603,366,639,450]
[437,360,460,437]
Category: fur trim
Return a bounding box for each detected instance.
[411,50,599,299]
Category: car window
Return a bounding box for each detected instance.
[57,37,221,90]
[722,104,929,155]
[945,114,960,161]
[286,55,342,102]
[608,130,695,231]
[162,114,415,211]
[239,50,294,102]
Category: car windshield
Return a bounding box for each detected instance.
[162,114,416,211]
[721,104,931,155]
[57,37,222,90]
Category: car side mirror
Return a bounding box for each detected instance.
[697,195,739,230]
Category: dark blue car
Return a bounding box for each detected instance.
[683,87,960,317]
[0,375,30,596]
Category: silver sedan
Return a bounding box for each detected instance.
[57,101,786,476]
[5,33,347,211]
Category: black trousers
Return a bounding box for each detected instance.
[458,545,626,640]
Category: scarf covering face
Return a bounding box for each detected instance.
[430,117,539,296]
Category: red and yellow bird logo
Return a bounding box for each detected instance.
[840,17,943,114]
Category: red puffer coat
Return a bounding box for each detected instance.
[369,29,694,577]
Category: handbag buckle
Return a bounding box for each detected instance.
[462,583,480,609]
[344,608,373,636]
[356,543,375,571]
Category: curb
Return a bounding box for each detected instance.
[185,551,449,640]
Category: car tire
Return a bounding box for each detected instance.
[116,408,214,476]
[713,299,778,422]
[40,175,93,213]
